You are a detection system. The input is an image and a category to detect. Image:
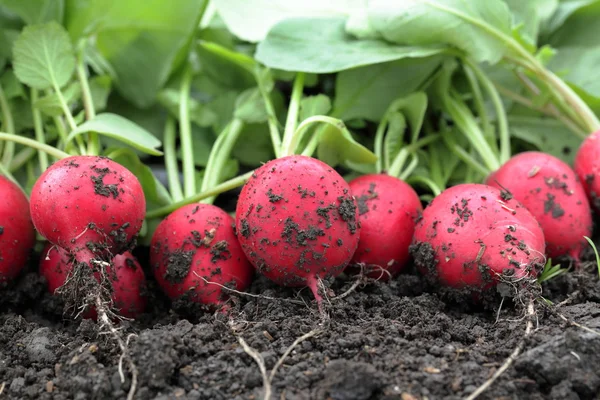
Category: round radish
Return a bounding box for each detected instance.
[235,155,360,306]
[39,243,148,319]
[150,203,253,308]
[486,151,592,261]
[575,130,600,214]
[30,156,146,265]
[0,176,35,283]
[411,183,546,291]
[348,174,422,279]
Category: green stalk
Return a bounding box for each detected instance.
[255,67,282,157]
[288,115,344,158]
[387,134,441,178]
[465,59,511,164]
[0,132,70,159]
[179,67,196,198]
[146,171,254,219]
[0,162,17,185]
[9,147,36,173]
[31,89,49,170]
[281,72,305,156]
[462,63,492,139]
[0,82,15,166]
[76,48,99,155]
[163,117,184,202]
[373,114,389,173]
[52,82,86,155]
[200,118,244,204]
[53,116,69,148]
[406,175,442,197]
[398,154,418,181]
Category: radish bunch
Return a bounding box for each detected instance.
[0,176,35,283]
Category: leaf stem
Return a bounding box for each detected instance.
[53,82,86,154]
[163,116,183,202]
[9,147,36,173]
[76,42,99,155]
[406,175,442,197]
[200,118,244,204]
[255,67,282,157]
[373,114,389,173]
[179,67,196,198]
[289,115,343,157]
[146,171,254,219]
[31,89,49,170]
[0,82,15,166]
[281,72,305,156]
[0,132,70,159]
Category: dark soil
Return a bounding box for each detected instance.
[1,249,600,400]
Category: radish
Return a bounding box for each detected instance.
[411,183,546,291]
[575,130,600,214]
[0,176,35,283]
[486,151,592,261]
[150,203,253,308]
[348,174,422,279]
[39,243,148,319]
[235,155,360,307]
[30,156,146,265]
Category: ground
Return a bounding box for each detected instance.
[1,250,600,400]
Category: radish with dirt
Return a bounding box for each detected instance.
[150,203,253,309]
[411,183,546,291]
[575,130,600,214]
[30,155,146,265]
[40,243,148,319]
[0,176,36,283]
[486,151,592,261]
[235,155,360,307]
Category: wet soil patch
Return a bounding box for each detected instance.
[0,249,599,399]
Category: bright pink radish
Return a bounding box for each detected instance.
[0,176,35,283]
[348,174,422,279]
[235,155,360,306]
[411,183,546,290]
[575,130,600,214]
[150,203,253,308]
[30,156,146,265]
[39,243,147,318]
[486,151,591,261]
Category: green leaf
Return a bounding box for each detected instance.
[367,0,512,64]
[157,88,218,128]
[383,92,429,163]
[333,57,442,121]
[548,1,600,47]
[0,0,64,24]
[548,46,600,99]
[12,21,75,89]
[213,0,362,42]
[299,95,332,122]
[234,88,268,123]
[317,121,378,167]
[509,116,581,164]
[0,29,10,72]
[255,17,445,73]
[232,123,275,166]
[89,75,112,112]
[542,0,598,37]
[66,0,207,108]
[502,0,558,45]
[0,69,26,99]
[34,81,81,116]
[176,125,214,167]
[67,113,163,155]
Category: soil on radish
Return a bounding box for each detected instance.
[1,247,599,400]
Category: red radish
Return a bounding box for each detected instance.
[235,155,360,306]
[575,130,600,213]
[30,156,146,266]
[486,151,592,261]
[411,183,546,291]
[150,203,253,308]
[0,176,35,283]
[39,243,147,318]
[348,174,422,279]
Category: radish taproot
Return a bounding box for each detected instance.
[0,176,35,283]
[411,183,546,291]
[486,151,592,261]
[575,130,600,214]
[150,203,253,308]
[40,243,148,319]
[235,155,360,307]
[348,174,422,279]
[30,156,146,265]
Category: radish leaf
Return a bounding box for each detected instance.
[12,22,75,90]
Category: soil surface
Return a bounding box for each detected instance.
[1,248,600,400]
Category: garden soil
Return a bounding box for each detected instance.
[1,248,600,400]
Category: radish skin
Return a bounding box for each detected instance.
[150,204,253,308]
[575,130,600,215]
[0,176,35,283]
[411,183,546,290]
[235,155,360,306]
[349,174,422,279]
[487,151,592,261]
